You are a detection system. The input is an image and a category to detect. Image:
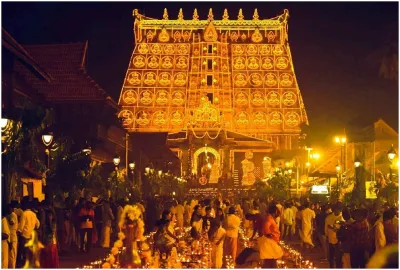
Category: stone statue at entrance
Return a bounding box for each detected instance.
[262,157,273,179]
[241,151,255,185]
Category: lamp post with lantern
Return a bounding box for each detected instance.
[42,132,54,170]
[334,135,347,179]
[354,157,361,191]
[112,155,121,199]
[335,162,341,201]
[129,162,135,186]
[387,145,396,182]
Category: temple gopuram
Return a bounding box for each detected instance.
[118,8,308,190]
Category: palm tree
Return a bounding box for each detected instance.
[367,24,398,81]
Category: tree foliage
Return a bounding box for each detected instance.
[253,173,289,201]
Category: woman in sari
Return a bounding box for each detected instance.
[40,209,59,268]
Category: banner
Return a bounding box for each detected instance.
[365,181,377,199]
[311,185,329,194]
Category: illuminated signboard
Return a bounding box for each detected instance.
[311,185,329,194]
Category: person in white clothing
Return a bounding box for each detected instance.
[299,201,315,251]
[375,216,386,251]
[275,202,283,233]
[223,207,241,266]
[290,201,298,236]
[2,206,11,269]
[175,201,185,229]
[209,219,226,268]
[7,203,18,269]
[16,198,40,268]
[282,202,294,240]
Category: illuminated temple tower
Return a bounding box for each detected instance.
[119,8,308,188]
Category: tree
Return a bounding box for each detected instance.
[2,101,51,203]
[367,24,398,81]
[253,172,289,201]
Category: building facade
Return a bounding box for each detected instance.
[118,8,308,188]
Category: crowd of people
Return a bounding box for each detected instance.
[1,193,398,269]
[1,195,131,268]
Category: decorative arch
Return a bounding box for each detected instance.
[193,146,221,176]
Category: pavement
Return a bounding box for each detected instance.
[285,237,330,269]
[59,247,110,268]
[59,238,330,269]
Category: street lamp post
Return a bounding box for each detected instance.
[335,135,347,178]
[42,132,54,170]
[335,162,341,201]
[354,157,361,190]
[387,145,396,182]
[129,162,135,186]
[113,155,121,199]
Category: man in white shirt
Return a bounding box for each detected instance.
[283,202,294,240]
[275,201,283,232]
[299,201,316,251]
[324,204,344,268]
[2,207,11,269]
[8,203,18,268]
[210,220,226,269]
[223,207,241,266]
[16,199,40,268]
[374,215,386,251]
[290,201,298,237]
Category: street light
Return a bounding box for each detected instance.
[42,133,54,147]
[129,162,135,186]
[335,136,346,144]
[310,153,321,160]
[354,157,361,192]
[387,145,397,182]
[129,162,135,170]
[113,155,120,170]
[334,135,347,182]
[354,157,361,168]
[0,118,9,131]
[42,132,54,170]
[388,145,396,161]
[336,162,341,199]
[82,141,91,155]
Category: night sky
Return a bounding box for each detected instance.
[2,1,398,146]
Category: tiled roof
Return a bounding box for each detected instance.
[2,28,52,82]
[14,42,108,102]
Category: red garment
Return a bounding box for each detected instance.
[78,208,95,229]
[40,243,59,268]
[262,214,280,243]
[254,214,265,236]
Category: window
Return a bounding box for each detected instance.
[206,93,214,103]
[207,59,213,70]
[207,75,213,86]
[207,44,213,54]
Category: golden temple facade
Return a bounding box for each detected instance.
[118,8,308,187]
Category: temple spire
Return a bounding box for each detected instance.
[193,8,199,21]
[253,9,259,20]
[178,8,184,20]
[208,8,214,21]
[222,9,229,21]
[238,8,244,20]
[163,8,168,20]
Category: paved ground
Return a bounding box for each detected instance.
[59,247,110,268]
[59,238,330,268]
[285,238,330,268]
